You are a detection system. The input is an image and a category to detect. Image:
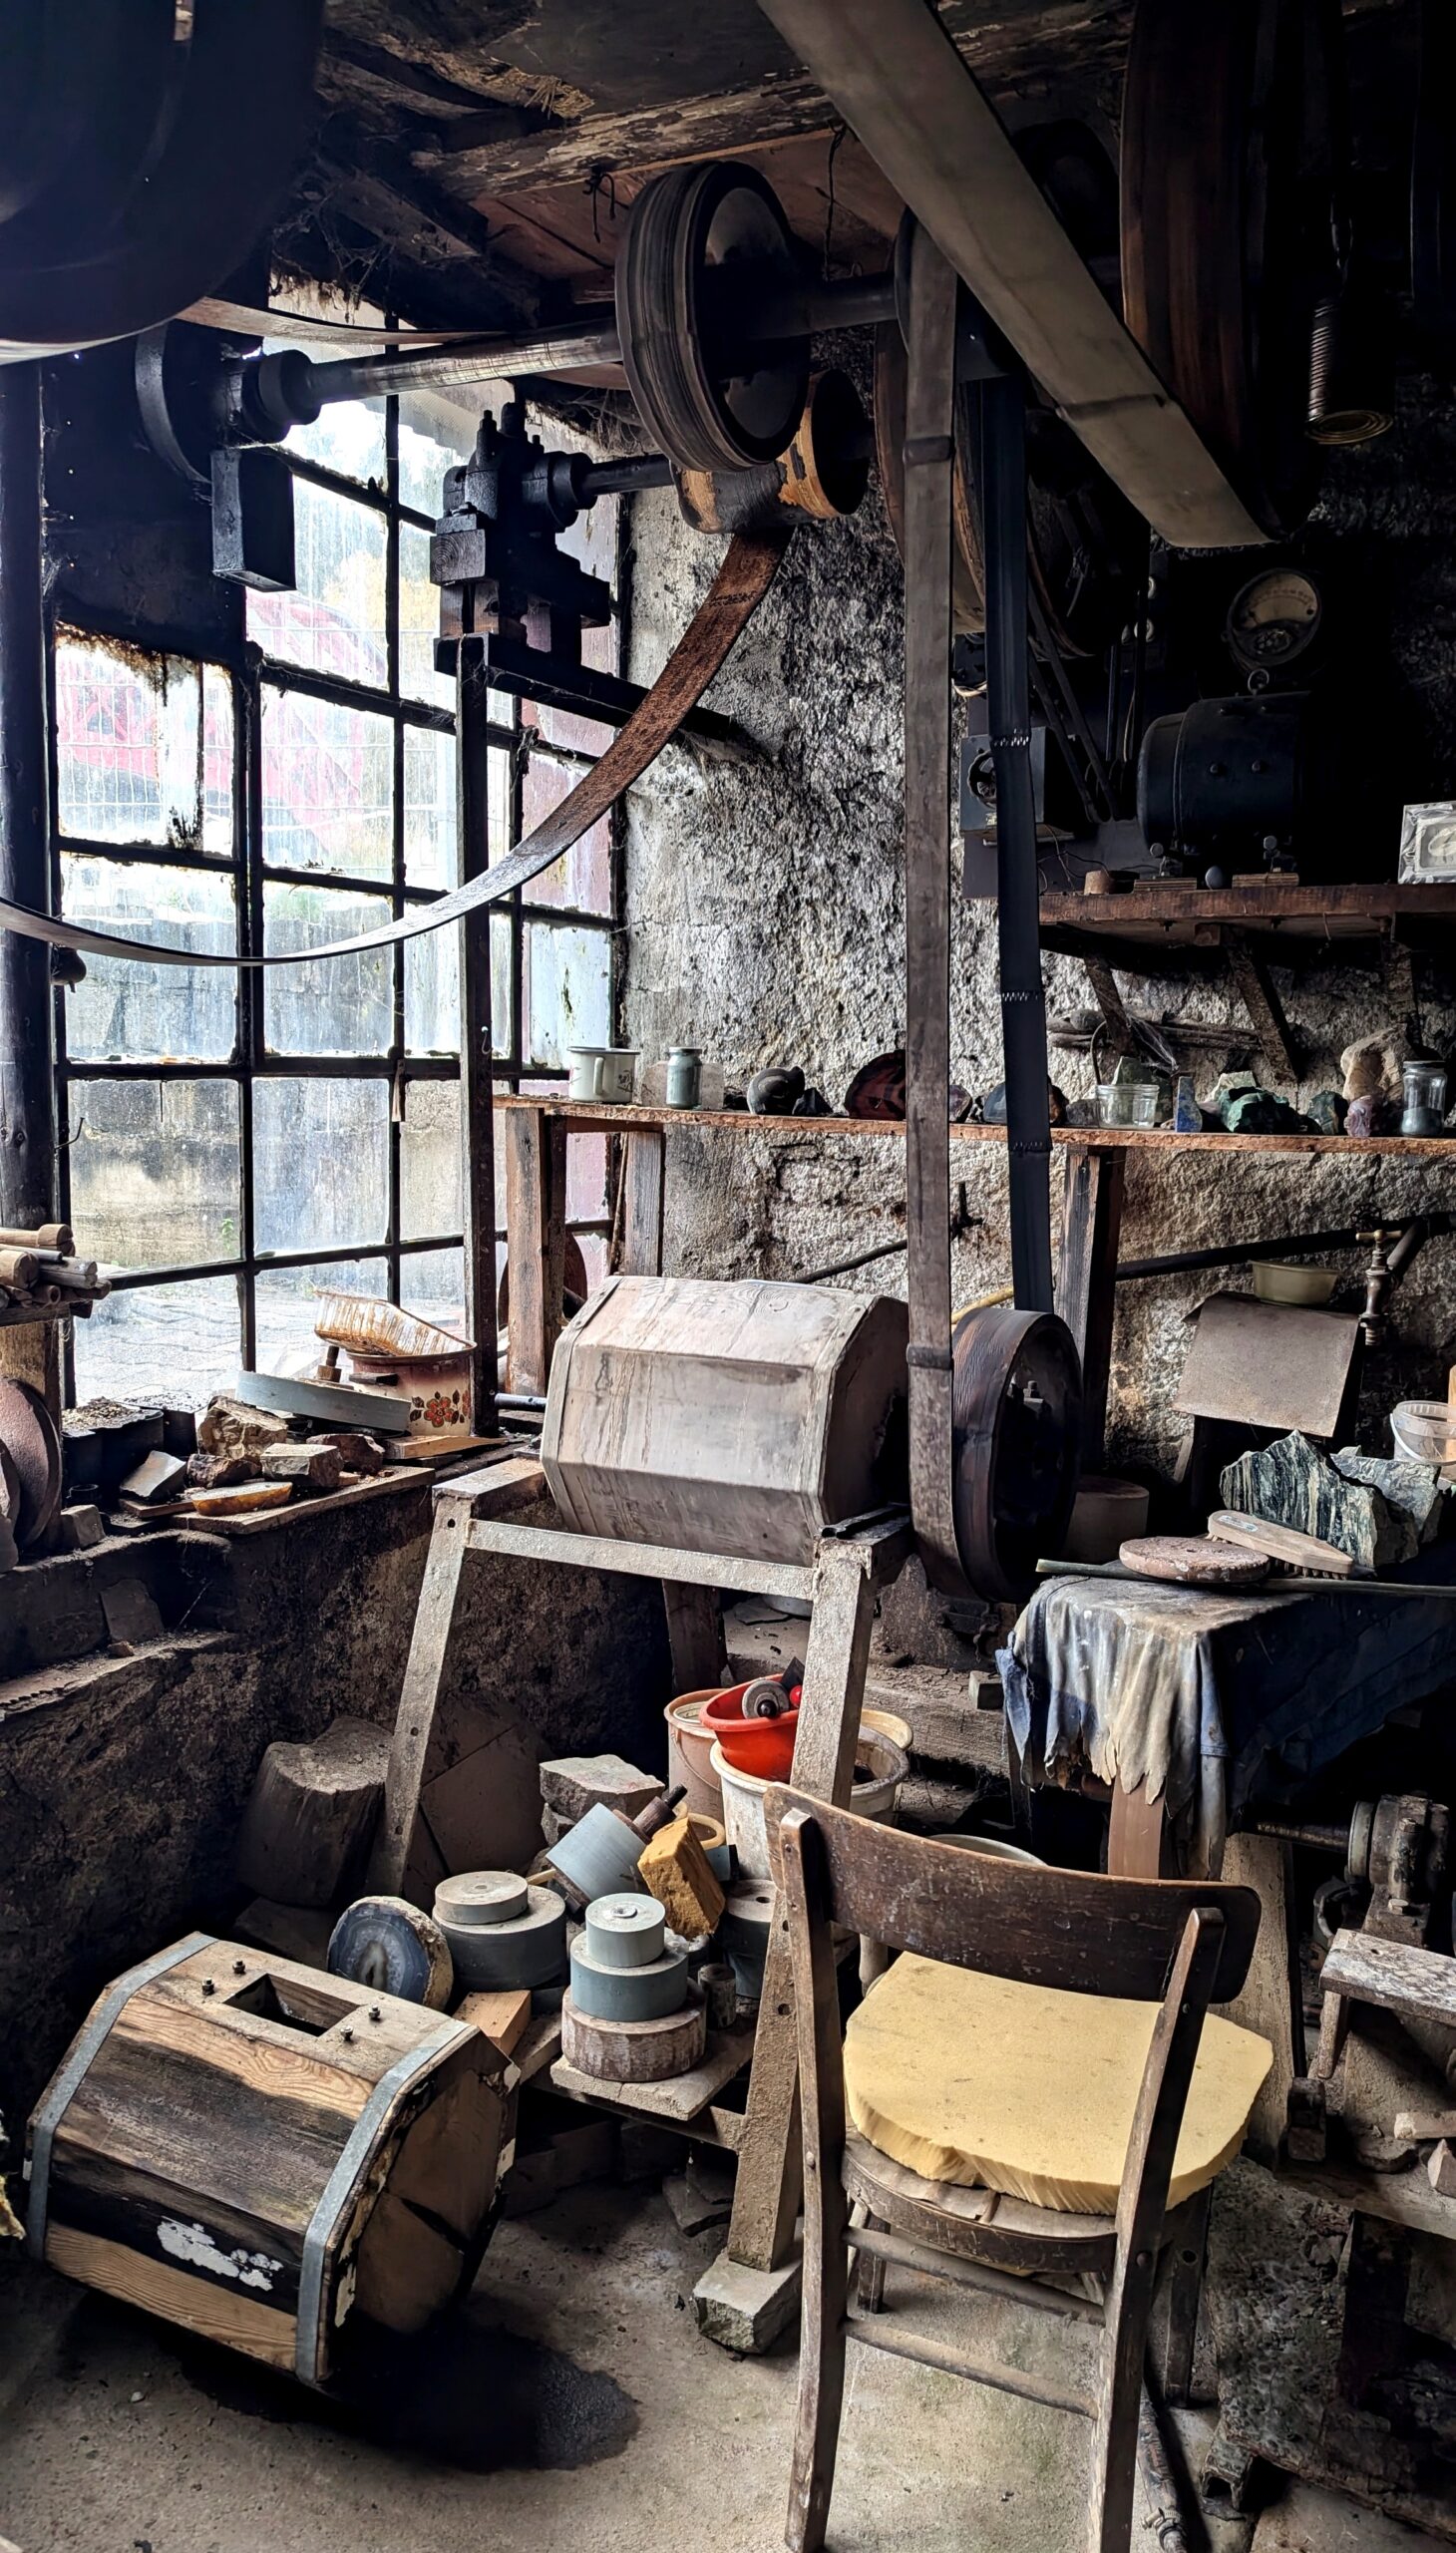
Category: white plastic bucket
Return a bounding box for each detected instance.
[710,1725,909,1881]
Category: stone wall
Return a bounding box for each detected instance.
[620,374,1456,1479]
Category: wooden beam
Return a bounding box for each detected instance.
[753,0,1267,548]
[1225,931,1301,1086]
[415,71,830,191]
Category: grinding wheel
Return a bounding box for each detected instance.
[1119,1535,1272,1589]
[948,1304,1082,1604]
[0,1378,61,1548]
[328,1895,454,2008]
[434,1885,566,1992]
[0,1439,20,1526]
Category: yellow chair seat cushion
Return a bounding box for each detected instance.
[843,1954,1273,2215]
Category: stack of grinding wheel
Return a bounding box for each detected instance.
[562,1894,707,2083]
[433,1871,569,2006]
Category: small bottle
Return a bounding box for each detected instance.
[1401,1057,1449,1136]
[665,1046,702,1109]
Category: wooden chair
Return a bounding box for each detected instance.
[767,1788,1265,2553]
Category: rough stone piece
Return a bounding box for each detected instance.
[317,1429,385,1476]
[118,1449,186,1505]
[539,1753,661,1824]
[196,1393,290,1458]
[636,1811,726,1941]
[692,2248,802,2354]
[53,1504,104,1551]
[260,1441,344,1492]
[186,1450,255,1489]
[1333,1446,1452,1548]
[1220,1430,1416,1571]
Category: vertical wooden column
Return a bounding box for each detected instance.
[457,636,499,1435]
[1056,1142,1127,1469]
[503,1104,566,1397]
[619,1128,665,1276]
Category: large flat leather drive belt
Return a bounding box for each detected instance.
[0,528,789,967]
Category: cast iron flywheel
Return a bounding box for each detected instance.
[947,1302,1082,1603]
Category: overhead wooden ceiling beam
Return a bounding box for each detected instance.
[754,0,1267,550]
[414,70,831,194]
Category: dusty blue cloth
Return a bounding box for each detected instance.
[999,1558,1456,1875]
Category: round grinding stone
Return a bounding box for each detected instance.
[437,1886,566,1991]
[719,1877,773,2001]
[434,1870,530,1929]
[546,1802,643,1905]
[584,1894,666,1970]
[569,1937,689,2022]
[327,1895,454,2008]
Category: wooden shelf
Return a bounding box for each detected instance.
[1037,878,1456,971]
[0,1294,105,1330]
[495,1093,1456,1161]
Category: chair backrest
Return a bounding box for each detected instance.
[764,1785,1260,2004]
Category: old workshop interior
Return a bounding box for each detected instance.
[11,5,1456,2552]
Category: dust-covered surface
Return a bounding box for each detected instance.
[621,370,1456,1478]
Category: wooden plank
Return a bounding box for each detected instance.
[754,0,1264,548]
[44,2223,297,2371]
[415,70,832,190]
[1056,1144,1126,1472]
[457,638,500,1435]
[619,1127,665,1276]
[469,1514,817,1603]
[1318,1929,1456,2031]
[1215,1833,1303,2169]
[502,1102,566,1398]
[1226,932,1301,1084]
[662,1581,725,1691]
[550,2025,754,2124]
[456,1988,532,2057]
[1108,1779,1173,1881]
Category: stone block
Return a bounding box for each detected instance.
[692,2247,802,2354]
[196,1393,291,1457]
[261,1441,344,1491]
[539,1752,661,1824]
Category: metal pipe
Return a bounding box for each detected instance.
[791,1237,908,1285]
[0,364,53,1232]
[580,454,675,500]
[1250,1813,1350,1854]
[1115,1213,1453,1282]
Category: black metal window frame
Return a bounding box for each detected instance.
[48,375,620,1384]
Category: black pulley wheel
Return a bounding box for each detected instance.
[949,1303,1082,1603]
[615,162,809,472]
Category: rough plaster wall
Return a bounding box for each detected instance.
[622,376,1456,1476]
[0,1492,669,2128]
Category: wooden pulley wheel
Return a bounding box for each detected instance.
[615,162,810,473]
[1120,0,1345,537]
[948,1303,1082,1603]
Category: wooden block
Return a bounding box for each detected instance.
[235,1715,389,1906]
[261,1441,344,1491]
[119,1449,187,1506]
[559,1987,707,2083]
[234,1896,334,1968]
[1429,2140,1456,2198]
[539,1754,661,1824]
[187,1481,291,1517]
[637,1813,726,1941]
[457,1987,532,2056]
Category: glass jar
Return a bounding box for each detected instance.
[1401,1058,1449,1136]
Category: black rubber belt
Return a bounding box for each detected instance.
[0,529,790,968]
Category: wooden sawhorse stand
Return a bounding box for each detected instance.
[372,1453,910,2350]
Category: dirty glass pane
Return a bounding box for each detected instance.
[519,734,611,913]
[290,398,387,486]
[398,414,460,517]
[524,918,611,1069]
[400,1079,461,1239]
[401,1244,466,1327]
[73,1275,242,1410]
[575,1232,608,1294]
[201,664,233,854]
[565,1132,608,1224]
[402,725,457,889]
[248,480,388,691]
[262,883,393,1056]
[66,1077,241,1268]
[404,920,458,1054]
[253,1255,388,1374]
[60,857,237,1062]
[399,522,452,709]
[253,1079,390,1255]
[55,639,211,849]
[261,688,393,880]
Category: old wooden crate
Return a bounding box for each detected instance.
[26,1934,508,2384]
[540,1276,909,1564]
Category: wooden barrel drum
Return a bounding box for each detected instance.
[26,1934,509,2384]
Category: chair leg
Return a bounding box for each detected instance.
[786,2191,850,2553]
[1087,2334,1147,2553]
[1154,2186,1211,2409]
[855,2211,888,2315]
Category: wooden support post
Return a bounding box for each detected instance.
[1108,1778,1173,1879]
[503,1103,566,1396]
[1082,956,1133,1062]
[457,636,499,1436]
[1215,1831,1304,2168]
[370,1458,546,1902]
[619,1128,665,1276]
[661,1582,724,1692]
[1057,1142,1126,1470]
[1226,932,1300,1086]
[725,1536,885,2276]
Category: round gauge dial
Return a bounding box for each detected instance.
[1226,568,1322,671]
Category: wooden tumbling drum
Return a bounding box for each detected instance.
[25,1935,509,2384]
[540,1276,909,1565]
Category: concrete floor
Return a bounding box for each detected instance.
[0,2177,1434,2553]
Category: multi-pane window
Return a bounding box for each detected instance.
[51,304,618,1406]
